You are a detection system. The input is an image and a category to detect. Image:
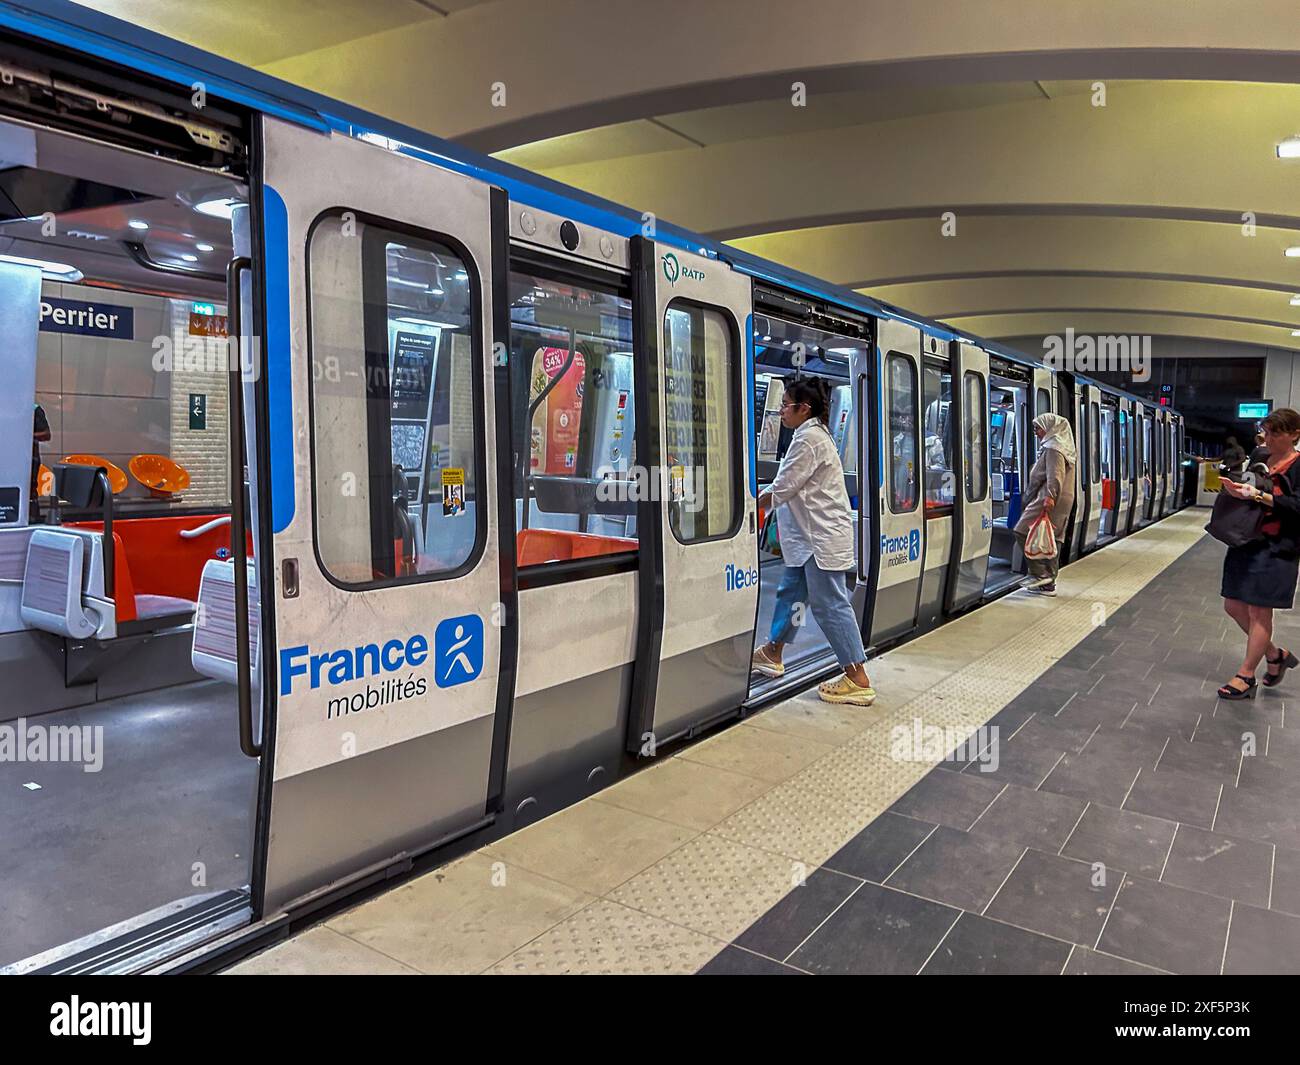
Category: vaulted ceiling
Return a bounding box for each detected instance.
[75,0,1300,354]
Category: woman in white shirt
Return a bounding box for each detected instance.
[753,377,875,706]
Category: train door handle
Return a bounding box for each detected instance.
[749,511,755,534]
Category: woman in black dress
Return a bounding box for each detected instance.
[1218,408,1300,698]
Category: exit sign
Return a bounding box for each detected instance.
[189,393,207,430]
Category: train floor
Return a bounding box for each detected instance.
[0,680,255,969]
[227,505,1300,974]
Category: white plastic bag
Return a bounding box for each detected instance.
[1024,511,1057,560]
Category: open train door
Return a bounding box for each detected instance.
[254,117,515,913]
[1080,384,1103,552]
[627,240,757,751]
[864,319,924,645]
[945,341,992,613]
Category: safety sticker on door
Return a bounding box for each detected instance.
[434,614,484,688]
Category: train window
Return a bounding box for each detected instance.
[962,371,987,502]
[923,362,953,511]
[1089,402,1101,483]
[886,354,918,513]
[308,212,482,588]
[662,301,739,543]
[508,268,636,567]
[1119,411,1129,478]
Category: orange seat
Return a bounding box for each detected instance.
[129,454,191,497]
[516,528,637,567]
[62,454,128,494]
[1101,478,1117,510]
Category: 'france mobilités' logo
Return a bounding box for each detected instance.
[434,614,483,688]
[880,528,921,567]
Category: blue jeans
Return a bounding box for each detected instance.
[769,560,866,668]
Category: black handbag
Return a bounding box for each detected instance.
[1205,490,1267,547]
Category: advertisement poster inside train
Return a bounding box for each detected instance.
[530,346,585,475]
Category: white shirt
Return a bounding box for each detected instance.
[769,418,856,571]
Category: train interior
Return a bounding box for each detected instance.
[0,113,255,969]
[506,261,636,567]
[985,363,1028,592]
[1098,399,1121,542]
[750,312,862,700]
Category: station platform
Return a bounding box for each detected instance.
[228,508,1300,975]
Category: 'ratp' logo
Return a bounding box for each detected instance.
[662,252,681,286]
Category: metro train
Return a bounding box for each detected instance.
[0,1,1187,972]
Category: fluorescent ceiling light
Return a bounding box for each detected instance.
[196,242,214,253]
[1293,329,1300,337]
[0,254,82,281]
[1287,247,1300,257]
[180,253,198,262]
[1278,136,1300,159]
[128,219,149,231]
[195,197,239,220]
[1291,295,1300,306]
[394,316,456,328]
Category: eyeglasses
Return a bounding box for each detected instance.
[780,397,807,410]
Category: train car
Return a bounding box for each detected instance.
[0,1,1187,973]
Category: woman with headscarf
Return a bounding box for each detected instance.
[1014,412,1077,596]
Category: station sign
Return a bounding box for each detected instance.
[1237,401,1272,419]
[38,297,133,340]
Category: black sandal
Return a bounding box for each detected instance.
[1217,673,1257,700]
[1262,648,1298,688]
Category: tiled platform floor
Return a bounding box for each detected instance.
[229,509,1298,975]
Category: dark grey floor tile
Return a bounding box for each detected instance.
[787,883,959,975]
[1161,824,1272,907]
[969,782,1087,852]
[1061,804,1178,879]
[1040,748,1143,807]
[884,825,1025,912]
[891,769,1004,831]
[1119,702,1202,744]
[1089,671,1160,704]
[985,849,1121,945]
[1266,727,1300,762]
[1236,756,1300,802]
[1157,737,1241,782]
[1014,716,1097,754]
[987,701,1040,735]
[1052,647,1104,672]
[1213,786,1300,851]
[965,733,1068,789]
[1273,846,1300,917]
[734,868,860,959]
[1190,716,1262,754]
[921,912,1072,974]
[1080,729,1169,770]
[1051,695,1130,730]
[697,946,804,975]
[1123,766,1223,830]
[1222,903,1300,975]
[1062,946,1168,974]
[823,812,935,882]
[1212,698,1285,731]
[1097,875,1231,975]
